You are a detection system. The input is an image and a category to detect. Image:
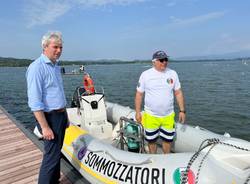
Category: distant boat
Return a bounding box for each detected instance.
[241,59,249,65]
[61,65,85,75]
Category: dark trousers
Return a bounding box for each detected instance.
[38,111,67,184]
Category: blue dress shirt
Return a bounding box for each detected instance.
[26,54,67,112]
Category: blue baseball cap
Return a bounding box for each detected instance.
[152,50,169,60]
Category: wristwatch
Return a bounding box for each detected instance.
[179,110,186,114]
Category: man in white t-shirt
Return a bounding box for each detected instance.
[135,50,186,154]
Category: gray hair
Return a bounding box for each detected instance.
[41,31,63,49]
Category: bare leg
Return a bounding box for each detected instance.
[148,142,157,154]
[162,141,171,154]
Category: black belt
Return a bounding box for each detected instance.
[45,108,66,114]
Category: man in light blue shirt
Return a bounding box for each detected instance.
[27,53,66,112]
[26,31,67,184]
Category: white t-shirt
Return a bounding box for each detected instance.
[137,67,181,117]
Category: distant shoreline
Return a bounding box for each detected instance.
[0,56,248,67]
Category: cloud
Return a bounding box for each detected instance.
[204,33,250,55]
[24,0,72,28]
[24,0,147,28]
[75,0,147,6]
[167,11,226,28]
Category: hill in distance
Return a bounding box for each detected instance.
[1,50,250,67]
[175,50,250,60]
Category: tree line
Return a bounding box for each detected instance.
[0,57,151,67]
[0,56,248,67]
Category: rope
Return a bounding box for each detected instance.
[244,174,250,184]
[181,138,250,184]
[181,139,218,184]
[195,144,216,184]
[244,173,250,184]
[219,141,250,152]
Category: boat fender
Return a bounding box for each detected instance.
[83,73,95,94]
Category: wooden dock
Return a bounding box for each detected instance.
[0,106,89,184]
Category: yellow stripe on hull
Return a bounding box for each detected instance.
[64,125,87,146]
[63,125,117,184]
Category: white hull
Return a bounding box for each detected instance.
[60,98,250,184]
[106,102,250,153]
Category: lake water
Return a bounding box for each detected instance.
[0,60,249,141]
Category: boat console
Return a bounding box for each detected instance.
[68,86,113,140]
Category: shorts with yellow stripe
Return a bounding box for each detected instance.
[142,112,175,142]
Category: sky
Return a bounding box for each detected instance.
[0,0,250,61]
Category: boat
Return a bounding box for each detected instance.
[61,65,85,75]
[34,87,250,184]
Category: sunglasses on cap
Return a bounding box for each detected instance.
[159,58,168,63]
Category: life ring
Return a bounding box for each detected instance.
[83,74,95,94]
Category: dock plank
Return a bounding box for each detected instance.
[0,139,32,151]
[0,159,41,177]
[0,149,42,171]
[0,144,37,159]
[1,161,40,182]
[0,107,73,184]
